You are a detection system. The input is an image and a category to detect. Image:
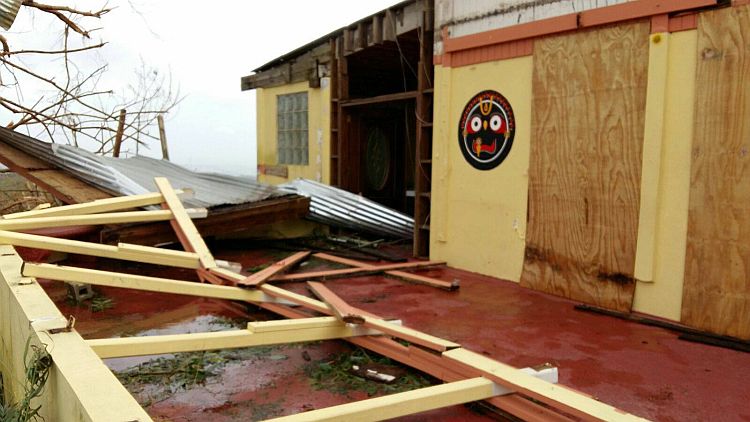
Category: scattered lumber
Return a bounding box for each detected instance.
[270,259,446,282]
[1,189,192,220]
[314,252,459,290]
[0,180,649,421]
[234,251,310,287]
[155,177,217,269]
[307,281,370,324]
[0,208,206,231]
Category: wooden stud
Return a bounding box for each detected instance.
[0,209,206,231]
[21,263,278,304]
[1,189,191,220]
[314,253,457,290]
[154,177,217,269]
[307,281,368,324]
[238,251,311,287]
[88,317,379,358]
[443,348,648,421]
[0,230,201,268]
[265,377,499,422]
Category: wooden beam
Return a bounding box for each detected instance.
[270,259,446,282]
[257,302,571,422]
[314,253,457,290]
[88,317,379,358]
[0,230,201,269]
[443,349,648,422]
[21,263,279,304]
[154,177,217,269]
[0,209,206,231]
[237,251,311,287]
[258,284,459,352]
[266,377,500,422]
[1,189,191,220]
[307,281,367,324]
[340,90,418,108]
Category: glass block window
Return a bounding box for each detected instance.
[277,92,309,165]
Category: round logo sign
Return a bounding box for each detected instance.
[458,90,516,170]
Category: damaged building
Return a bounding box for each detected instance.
[0,0,747,421]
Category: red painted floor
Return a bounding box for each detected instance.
[33,245,750,421]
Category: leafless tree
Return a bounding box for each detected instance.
[0,1,181,156]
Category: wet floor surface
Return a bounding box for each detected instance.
[31,245,750,422]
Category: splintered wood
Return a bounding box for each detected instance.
[0,179,649,421]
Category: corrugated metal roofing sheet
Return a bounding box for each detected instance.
[0,0,21,30]
[280,178,414,239]
[0,127,283,208]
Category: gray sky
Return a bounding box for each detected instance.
[1,0,400,176]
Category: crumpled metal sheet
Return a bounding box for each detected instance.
[280,178,414,239]
[0,0,21,30]
[0,127,283,208]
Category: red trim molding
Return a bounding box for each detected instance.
[439,0,717,68]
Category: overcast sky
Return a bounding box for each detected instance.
[1,1,400,176]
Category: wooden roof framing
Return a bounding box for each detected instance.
[240,0,427,91]
[0,135,311,246]
[0,180,649,421]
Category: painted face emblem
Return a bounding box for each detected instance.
[458,90,516,170]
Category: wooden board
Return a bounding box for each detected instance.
[681,6,750,339]
[521,21,649,312]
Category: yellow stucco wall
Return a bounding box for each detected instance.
[256,79,330,185]
[631,30,698,320]
[430,57,533,282]
[0,245,150,421]
[431,31,698,322]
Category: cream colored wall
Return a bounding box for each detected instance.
[256,79,330,185]
[431,32,698,322]
[0,245,150,421]
[430,57,533,282]
[631,30,698,320]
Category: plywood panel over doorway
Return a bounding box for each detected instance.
[681,6,750,340]
[521,21,649,312]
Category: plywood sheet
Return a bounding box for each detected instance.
[521,21,649,312]
[681,6,750,339]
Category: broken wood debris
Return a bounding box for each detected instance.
[0,180,649,421]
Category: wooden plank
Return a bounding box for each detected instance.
[340,90,418,108]
[314,253,457,290]
[308,281,367,324]
[88,318,379,359]
[258,284,460,352]
[28,169,111,204]
[258,302,572,422]
[521,22,649,312]
[21,263,275,303]
[0,209,206,231]
[0,141,51,170]
[681,5,750,339]
[265,377,498,422]
[271,259,445,282]
[154,177,217,269]
[0,230,200,268]
[2,189,190,220]
[443,349,648,422]
[238,251,310,287]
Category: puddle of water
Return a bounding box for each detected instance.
[104,314,247,372]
